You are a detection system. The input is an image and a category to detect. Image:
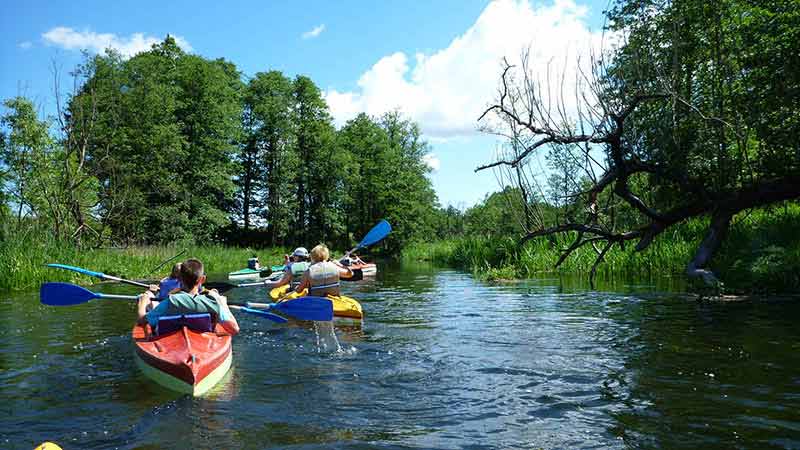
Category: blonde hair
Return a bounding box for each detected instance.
[310,244,330,263]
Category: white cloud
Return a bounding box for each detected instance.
[423,153,441,171]
[302,24,325,39]
[42,27,192,58]
[19,41,33,50]
[324,0,609,138]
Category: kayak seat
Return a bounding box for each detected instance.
[156,313,213,336]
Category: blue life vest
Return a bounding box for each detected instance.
[158,277,181,300]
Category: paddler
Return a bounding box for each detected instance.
[264,247,311,291]
[293,244,352,297]
[339,253,366,267]
[137,258,240,335]
[145,262,182,311]
[157,262,182,300]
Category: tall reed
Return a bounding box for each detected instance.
[402,205,800,292]
[0,231,287,292]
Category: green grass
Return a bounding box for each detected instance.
[403,204,800,293]
[0,229,287,292]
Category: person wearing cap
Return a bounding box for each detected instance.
[294,244,353,297]
[264,247,311,290]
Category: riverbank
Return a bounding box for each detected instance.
[403,206,800,293]
[0,232,287,292]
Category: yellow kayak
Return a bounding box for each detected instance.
[267,285,363,325]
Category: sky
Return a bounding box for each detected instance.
[1,0,612,208]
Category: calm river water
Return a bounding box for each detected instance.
[1,264,799,449]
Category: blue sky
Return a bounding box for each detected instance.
[1,0,611,208]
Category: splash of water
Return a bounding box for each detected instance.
[313,321,342,353]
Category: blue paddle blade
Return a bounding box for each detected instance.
[47,263,105,279]
[274,297,333,321]
[40,282,100,306]
[239,307,289,323]
[357,220,391,250]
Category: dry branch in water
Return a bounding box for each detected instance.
[477,50,800,288]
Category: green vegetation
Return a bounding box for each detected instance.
[3,0,799,294]
[0,228,286,292]
[405,204,800,292]
[459,0,800,290]
[1,37,439,257]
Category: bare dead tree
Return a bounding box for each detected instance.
[477,49,800,289]
[53,58,106,246]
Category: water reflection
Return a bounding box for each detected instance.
[1,265,799,449]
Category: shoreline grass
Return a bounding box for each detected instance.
[0,231,287,292]
[403,205,800,294]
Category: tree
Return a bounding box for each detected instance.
[478,0,800,287]
[71,37,244,244]
[0,97,53,228]
[338,112,439,252]
[243,71,296,244]
[291,75,343,244]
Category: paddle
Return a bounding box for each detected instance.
[204,268,364,294]
[147,249,187,276]
[346,220,392,256]
[240,297,334,322]
[40,282,139,305]
[47,264,150,288]
[228,305,288,323]
[39,282,333,322]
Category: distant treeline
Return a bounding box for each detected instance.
[0,37,439,252]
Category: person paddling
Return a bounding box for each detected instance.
[137,258,240,336]
[294,244,352,297]
[265,247,311,291]
[339,253,366,267]
[157,263,182,300]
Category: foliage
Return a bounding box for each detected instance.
[337,112,439,253]
[404,203,800,292]
[0,225,286,292]
[3,37,440,254]
[70,37,244,244]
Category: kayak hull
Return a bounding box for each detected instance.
[228,268,266,280]
[351,263,377,275]
[265,285,363,324]
[132,323,232,396]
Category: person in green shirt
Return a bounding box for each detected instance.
[265,247,311,291]
[137,258,240,336]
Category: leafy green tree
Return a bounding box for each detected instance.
[290,75,344,244]
[337,112,439,252]
[71,37,244,244]
[241,71,296,244]
[0,97,52,228]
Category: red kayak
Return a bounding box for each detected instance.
[132,318,232,396]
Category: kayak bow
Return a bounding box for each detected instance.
[132,322,232,396]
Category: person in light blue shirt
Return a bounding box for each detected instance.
[138,258,240,335]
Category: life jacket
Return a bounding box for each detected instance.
[289,261,310,289]
[157,277,181,300]
[308,261,340,296]
[163,292,223,323]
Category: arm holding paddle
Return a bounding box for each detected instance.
[137,291,157,325]
[207,289,240,335]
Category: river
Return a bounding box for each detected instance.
[1,264,799,449]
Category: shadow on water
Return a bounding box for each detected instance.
[1,264,799,449]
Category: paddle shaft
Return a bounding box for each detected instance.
[147,249,187,275]
[47,264,151,289]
